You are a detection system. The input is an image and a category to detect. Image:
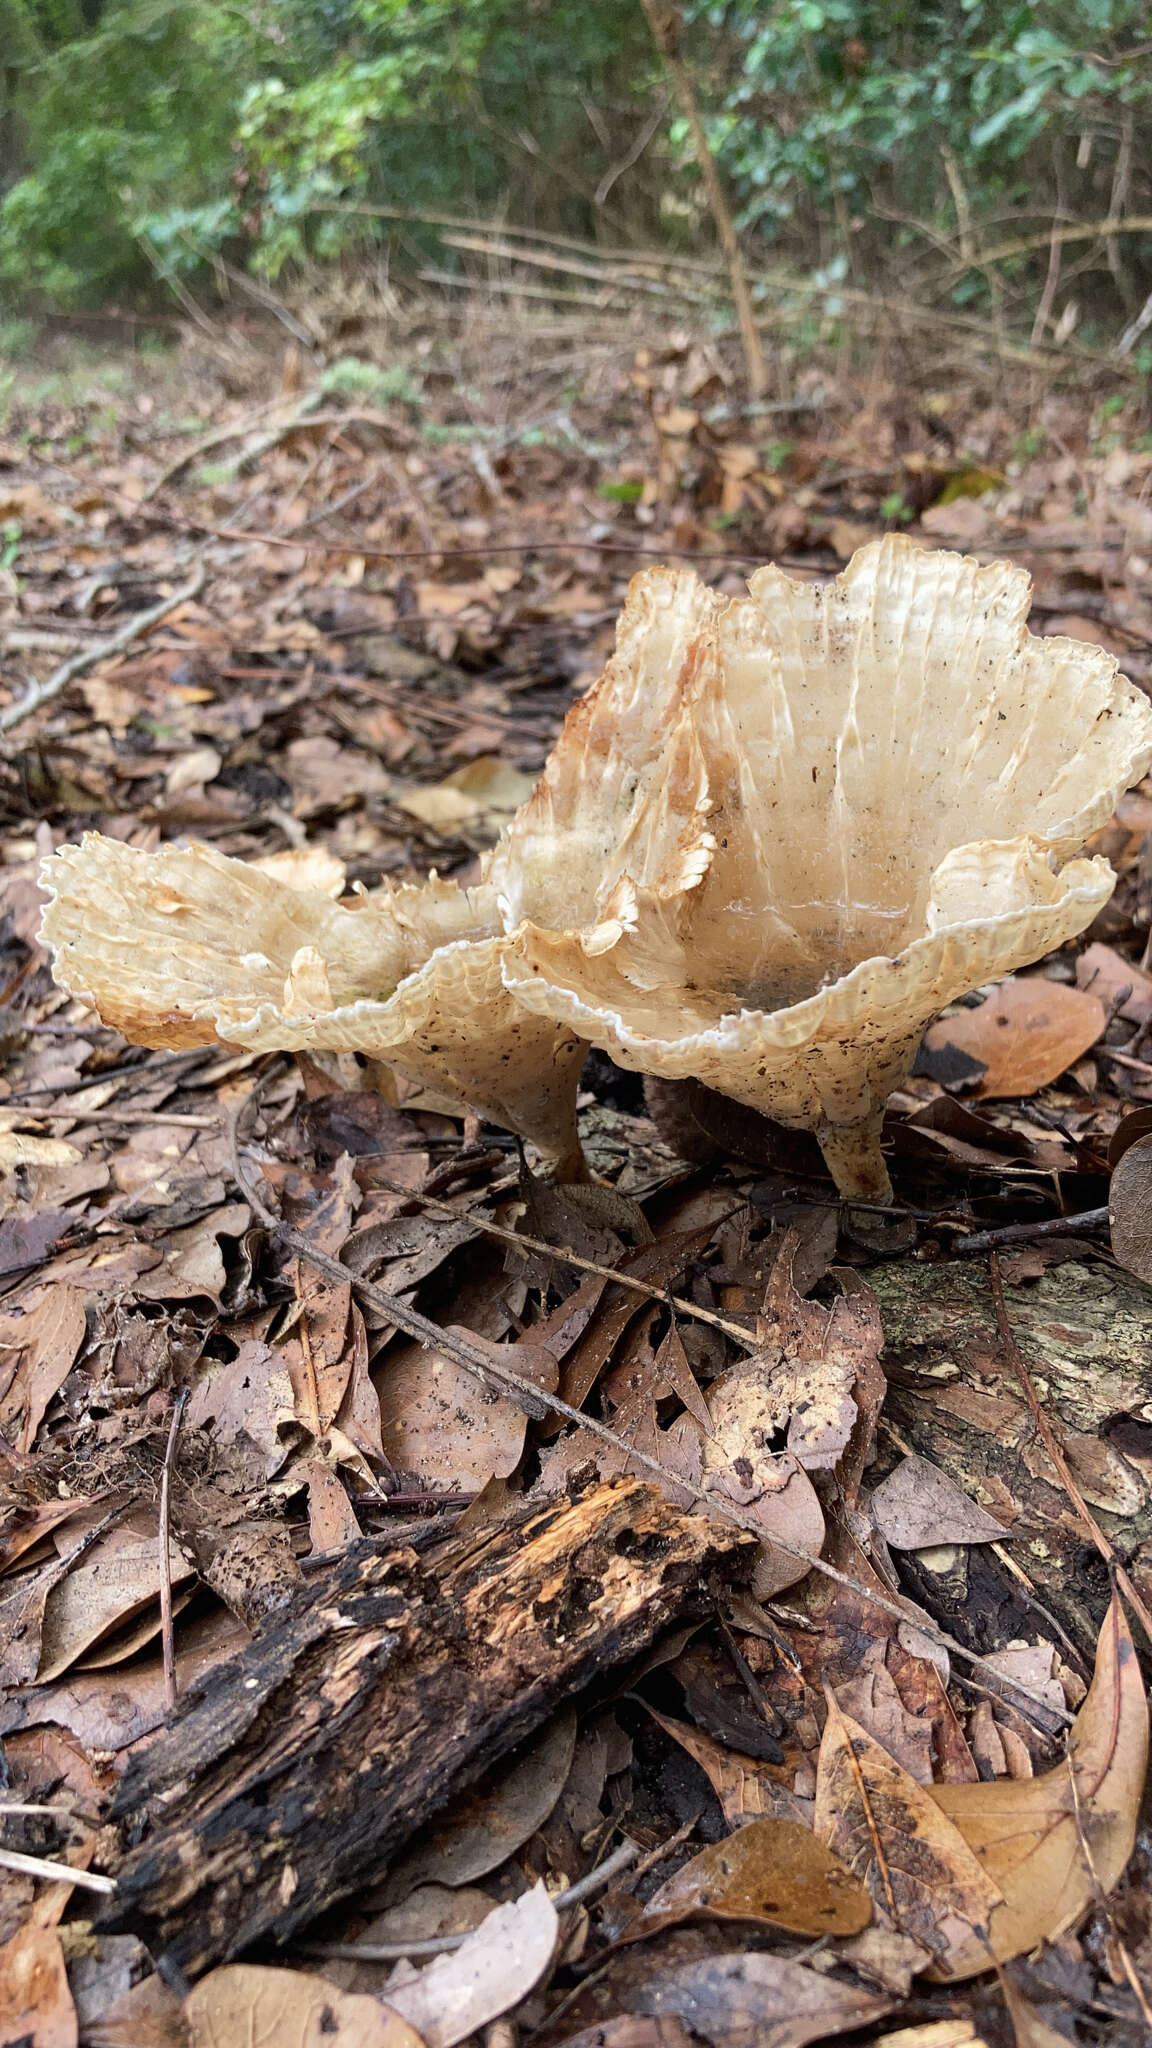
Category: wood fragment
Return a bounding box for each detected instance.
[101,1478,751,1977]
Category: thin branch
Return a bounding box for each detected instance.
[375,1176,759,1348]
[0,569,206,734]
[952,1208,1110,1257]
[957,213,1152,269]
[1030,215,1065,349]
[159,1389,189,1712]
[1064,1744,1152,2031]
[0,1848,116,1895]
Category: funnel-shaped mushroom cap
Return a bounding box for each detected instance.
[500,537,1152,1199]
[487,566,721,953]
[40,836,587,1177]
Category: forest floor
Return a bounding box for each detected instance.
[1,297,1151,2048]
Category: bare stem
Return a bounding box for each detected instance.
[816,1113,893,1203]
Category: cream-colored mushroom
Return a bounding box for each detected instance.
[39,539,1152,1200]
[39,835,588,1179]
[497,537,1152,1200]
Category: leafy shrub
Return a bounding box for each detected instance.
[2,0,1151,324]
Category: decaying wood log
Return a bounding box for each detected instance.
[869,1254,1152,1659]
[103,1478,751,1978]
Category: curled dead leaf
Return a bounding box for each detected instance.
[815,1690,1002,1978]
[929,1595,1148,1978]
[0,1921,77,2048]
[643,1706,812,1827]
[1109,1131,1152,1281]
[635,1816,871,1938]
[381,1882,557,2048]
[870,1455,1014,1552]
[185,1965,422,2048]
[922,978,1105,1100]
[626,1949,891,2048]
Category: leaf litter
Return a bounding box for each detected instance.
[0,308,1150,2048]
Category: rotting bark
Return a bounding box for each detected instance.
[869,1254,1152,1661]
[101,1477,752,1978]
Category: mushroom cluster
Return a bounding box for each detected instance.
[40,537,1152,1198]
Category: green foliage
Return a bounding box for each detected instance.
[0,316,37,358]
[0,518,22,571]
[596,478,645,501]
[0,0,251,298]
[681,0,1152,301]
[1,0,1151,320]
[0,0,655,298]
[320,356,423,406]
[879,490,914,523]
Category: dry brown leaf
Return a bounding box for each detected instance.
[870,1455,1014,1551]
[35,1504,194,1684]
[980,1644,1063,1720]
[861,2027,988,2047]
[728,1234,885,1473]
[185,1965,422,2048]
[0,1920,77,2048]
[1106,1104,1152,1169]
[1109,1131,1152,1281]
[643,1707,812,1826]
[998,1969,1079,2048]
[304,1458,362,1552]
[0,1129,81,1170]
[929,1595,1148,1978]
[0,1285,87,1454]
[1076,940,1152,1024]
[815,1690,1002,1977]
[383,1712,577,1893]
[376,1331,546,1490]
[282,1262,354,1436]
[555,2022,695,2048]
[700,1429,825,1600]
[80,1969,188,2048]
[625,1950,891,2048]
[185,1338,299,1477]
[382,1882,557,2048]
[834,1647,935,1784]
[922,979,1105,1099]
[0,1494,99,1574]
[635,1817,871,1938]
[133,1203,251,1304]
[0,1605,249,1753]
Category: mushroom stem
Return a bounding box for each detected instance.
[815,1113,893,1204]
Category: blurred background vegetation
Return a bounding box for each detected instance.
[1,0,1151,355]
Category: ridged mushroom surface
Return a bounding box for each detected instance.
[40,836,587,1178]
[38,538,1152,1199]
[498,537,1152,1198]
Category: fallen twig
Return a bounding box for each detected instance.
[159,1390,189,1711]
[0,568,206,733]
[953,1207,1110,1256]
[0,1848,116,1895]
[380,1176,758,1348]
